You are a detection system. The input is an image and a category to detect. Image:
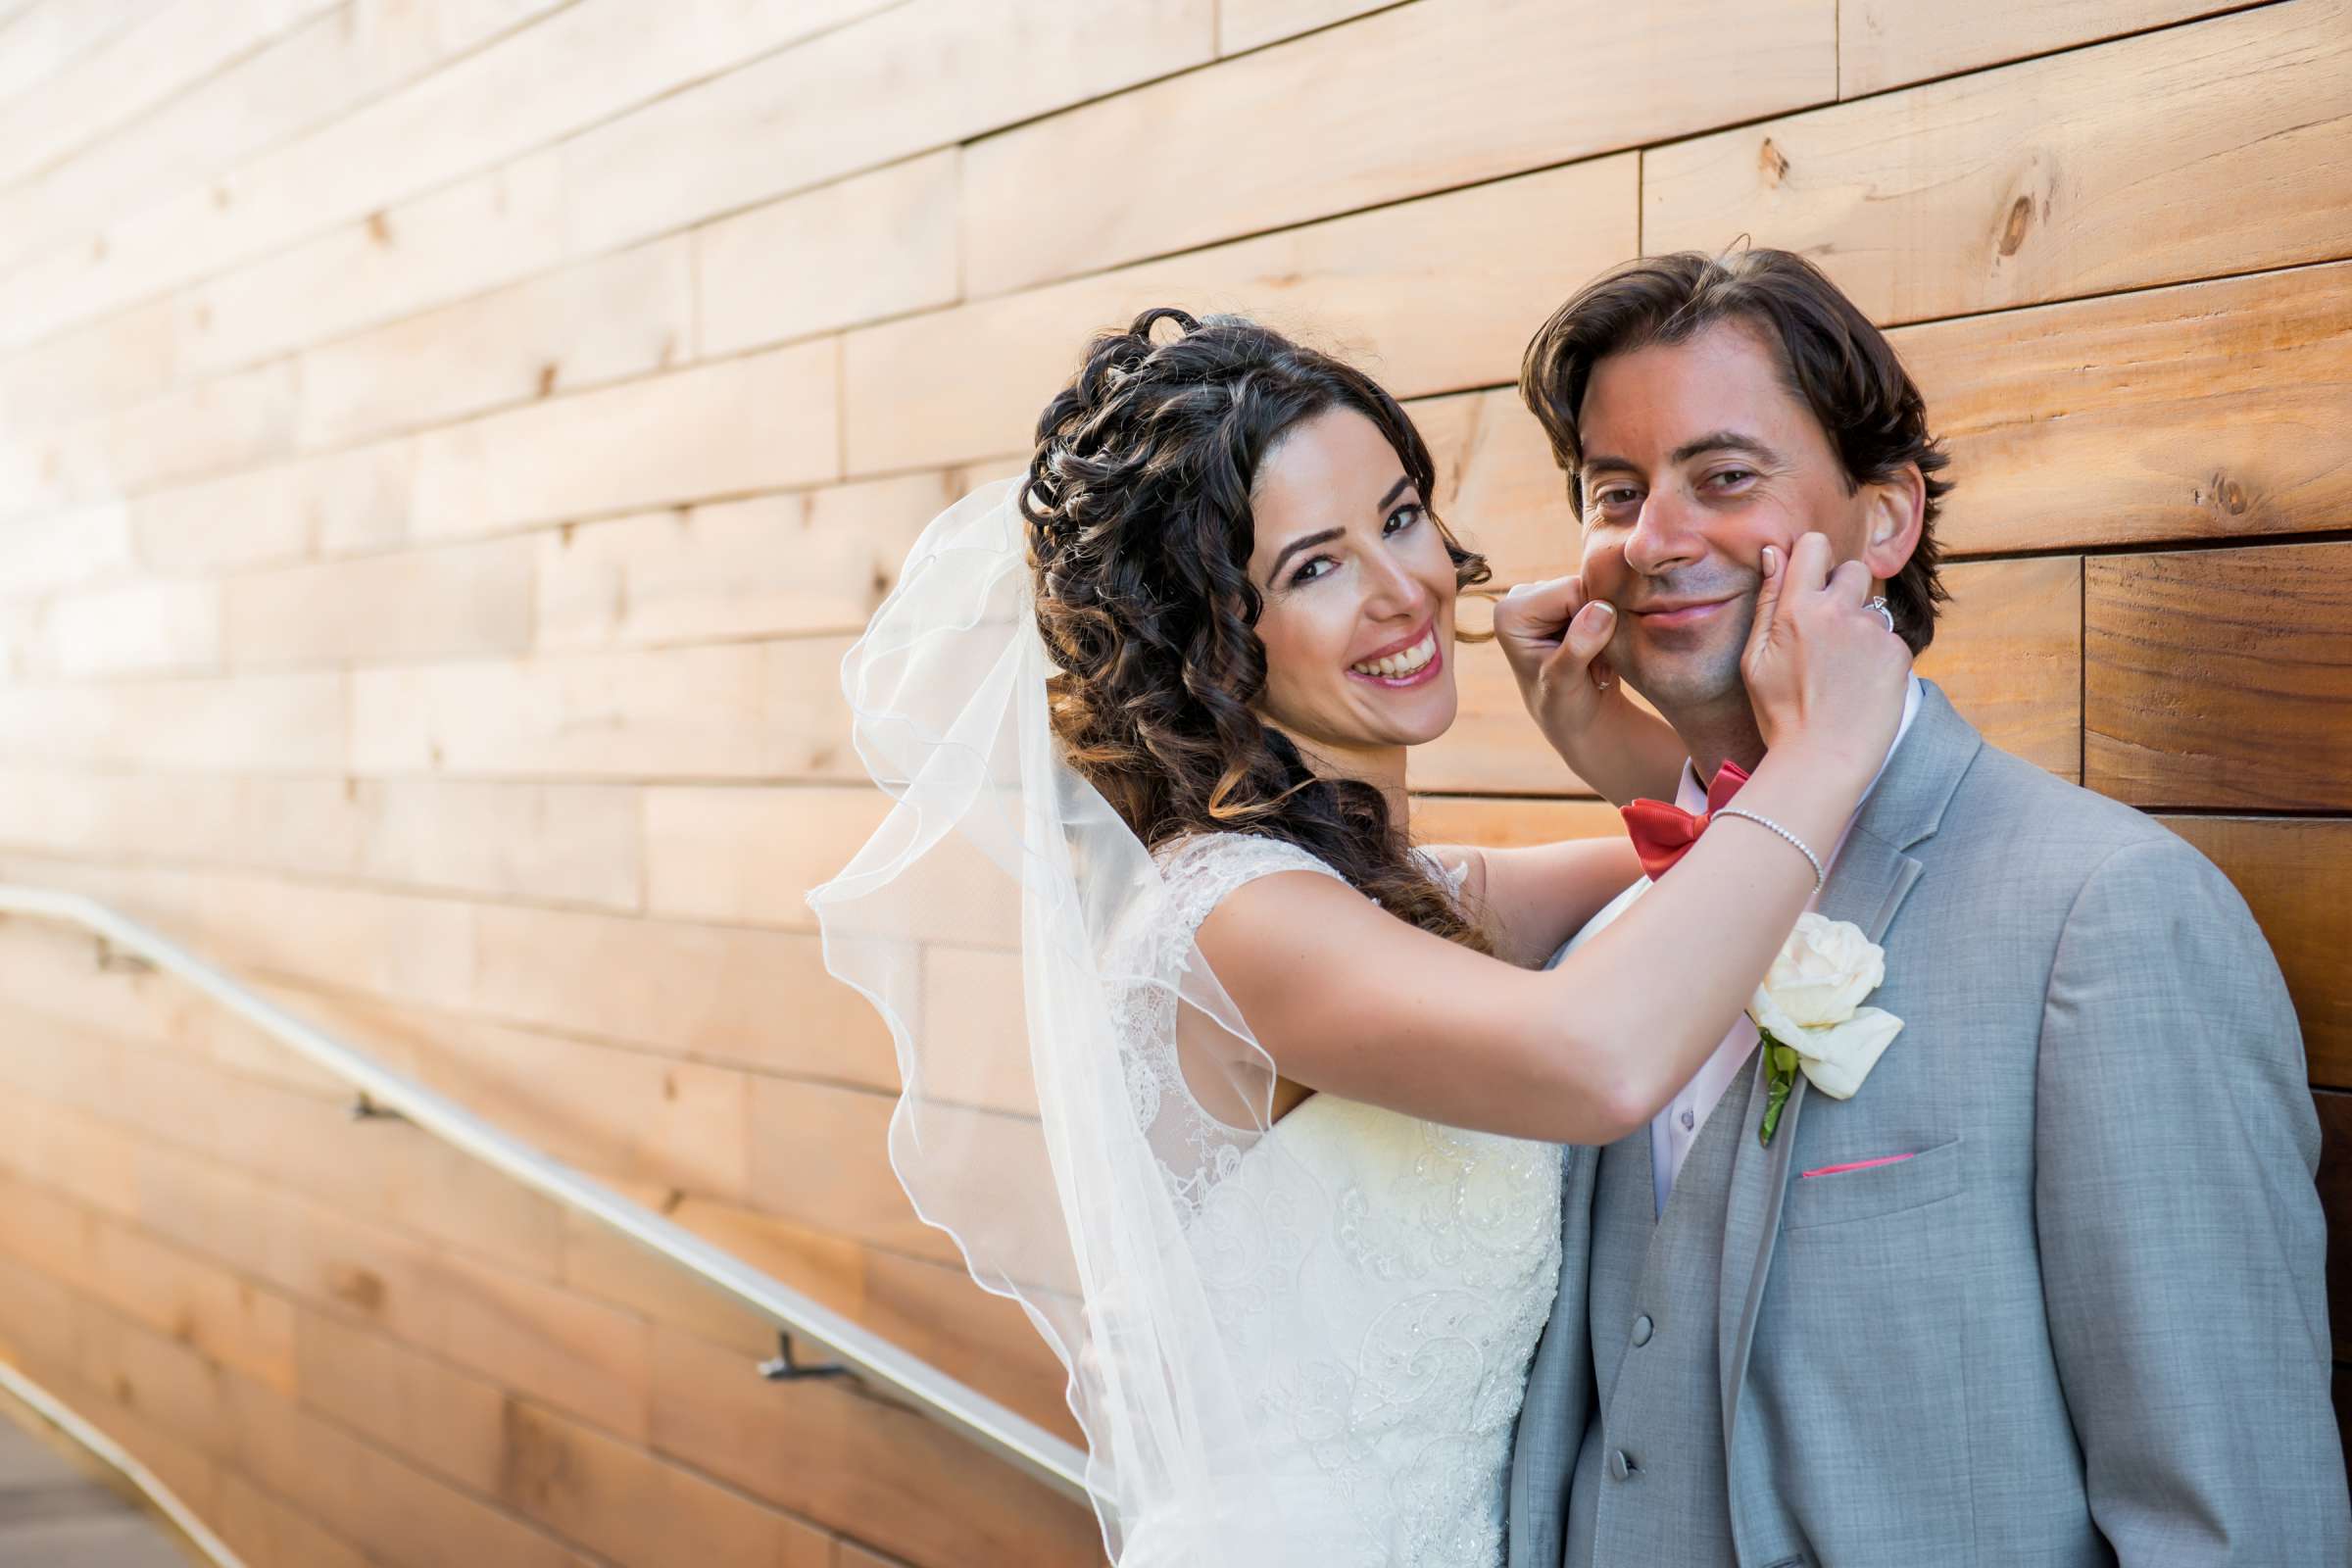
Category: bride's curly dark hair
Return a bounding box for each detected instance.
[1022,307,1494,952]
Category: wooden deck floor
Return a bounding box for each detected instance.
[0,1419,192,1568]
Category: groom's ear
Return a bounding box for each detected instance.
[1858,461,1927,585]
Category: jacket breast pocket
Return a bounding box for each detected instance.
[1782,1136,1962,1230]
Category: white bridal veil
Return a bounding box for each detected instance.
[807,481,1325,1563]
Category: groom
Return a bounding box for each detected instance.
[1495,250,2348,1565]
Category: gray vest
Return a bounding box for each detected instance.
[1562,1053,1755,1568]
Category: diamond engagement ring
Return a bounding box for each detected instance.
[1866,596,1895,633]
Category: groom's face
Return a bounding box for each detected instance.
[1574,320,1882,715]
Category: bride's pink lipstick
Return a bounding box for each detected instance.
[1345,620,1445,690]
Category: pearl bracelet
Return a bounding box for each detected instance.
[1713,807,1826,892]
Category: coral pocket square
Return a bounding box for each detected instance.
[1799,1152,1917,1179]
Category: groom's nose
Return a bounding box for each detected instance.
[1621,489,1707,577]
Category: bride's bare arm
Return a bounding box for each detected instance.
[1197,734,1869,1144]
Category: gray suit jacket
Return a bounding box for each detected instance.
[1507,681,2348,1566]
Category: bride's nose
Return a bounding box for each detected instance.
[1357,549,1431,622]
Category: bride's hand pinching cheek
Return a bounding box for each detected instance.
[1739,532,1910,765]
[1494,573,1621,749]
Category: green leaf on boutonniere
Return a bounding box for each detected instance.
[1759,1036,1800,1147]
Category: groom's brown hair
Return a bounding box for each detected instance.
[1519,248,1953,654]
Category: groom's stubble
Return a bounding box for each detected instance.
[1605,563,1773,776]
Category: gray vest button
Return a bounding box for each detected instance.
[1607,1449,1634,1482]
[1631,1314,1653,1347]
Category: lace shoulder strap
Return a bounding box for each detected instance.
[1154,832,1347,942]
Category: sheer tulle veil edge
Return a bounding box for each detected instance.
[805,482,1304,1564]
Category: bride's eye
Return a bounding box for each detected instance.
[1384,504,1424,536]
[1291,556,1337,586]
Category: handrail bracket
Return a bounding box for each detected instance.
[759,1331,851,1383]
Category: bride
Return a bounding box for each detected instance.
[809,308,1907,1565]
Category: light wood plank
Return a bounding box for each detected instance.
[409,341,839,543]
[33,576,221,676]
[0,0,170,115]
[1218,0,1398,53]
[0,296,178,435]
[553,0,1215,263]
[2164,817,2352,1089]
[124,1132,657,1446]
[273,982,754,1202]
[1841,0,2243,97]
[351,637,856,781]
[1414,386,1583,586]
[1914,555,2084,782]
[2086,540,2352,809]
[535,473,956,651]
[0,502,134,599]
[0,1166,298,1395]
[463,898,897,1089]
[650,1324,1103,1568]
[127,438,416,572]
[1645,0,2352,326]
[1,358,300,521]
[0,1003,570,1279]
[223,534,537,666]
[0,0,338,190]
[0,0,892,359]
[696,151,960,356]
[0,1,571,277]
[960,0,1833,296]
[1409,795,1620,848]
[0,669,345,772]
[1902,260,2352,557]
[745,1078,948,1264]
[210,1470,372,1568]
[644,785,1004,936]
[218,1360,591,1568]
[0,852,898,1088]
[846,155,1641,473]
[294,1309,832,1568]
[0,769,644,910]
[293,235,694,450]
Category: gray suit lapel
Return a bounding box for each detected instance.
[1715,682,1984,1459]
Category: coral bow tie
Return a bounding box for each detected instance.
[1621,760,1752,881]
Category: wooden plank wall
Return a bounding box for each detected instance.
[0,1,2342,1561]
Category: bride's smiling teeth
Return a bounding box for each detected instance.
[1350,629,1438,679]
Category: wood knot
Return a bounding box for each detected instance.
[2214,474,2249,515]
[1758,137,1790,185]
[328,1264,387,1312]
[662,1071,678,1102]
[1998,195,2034,257]
[536,361,559,397]
[366,211,393,245]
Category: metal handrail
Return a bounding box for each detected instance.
[0,886,1092,1505]
[0,1357,249,1568]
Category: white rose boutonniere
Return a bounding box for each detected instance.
[1748,912,1904,1146]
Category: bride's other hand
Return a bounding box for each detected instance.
[1740,532,1910,772]
[1494,573,1684,806]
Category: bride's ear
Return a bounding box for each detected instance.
[1859,462,1927,585]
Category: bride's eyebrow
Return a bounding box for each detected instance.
[1374,475,1411,512]
[1264,527,1345,585]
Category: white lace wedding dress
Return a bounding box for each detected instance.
[1114,832,1564,1568]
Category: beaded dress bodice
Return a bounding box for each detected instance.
[1118,833,1563,1568]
